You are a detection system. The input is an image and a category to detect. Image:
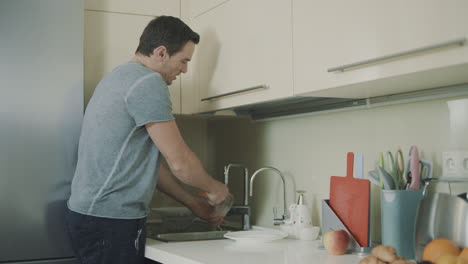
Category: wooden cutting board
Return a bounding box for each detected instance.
[329,152,370,247]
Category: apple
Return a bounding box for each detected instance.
[323,229,350,255]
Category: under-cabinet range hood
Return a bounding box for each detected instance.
[232,96,365,120]
[199,83,468,121]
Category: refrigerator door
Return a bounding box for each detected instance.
[0,0,83,262]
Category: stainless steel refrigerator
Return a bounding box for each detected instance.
[0,0,83,263]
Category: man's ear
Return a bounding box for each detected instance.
[152,46,167,60]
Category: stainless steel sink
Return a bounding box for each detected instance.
[146,219,241,242]
[151,230,229,242]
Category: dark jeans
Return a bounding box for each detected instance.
[66,209,147,264]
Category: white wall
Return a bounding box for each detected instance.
[206,95,468,242]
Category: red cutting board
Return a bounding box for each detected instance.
[329,152,370,247]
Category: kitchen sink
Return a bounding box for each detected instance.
[150,230,230,242]
[146,219,241,242]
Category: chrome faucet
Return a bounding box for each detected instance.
[224,163,250,230]
[224,164,249,206]
[249,167,287,225]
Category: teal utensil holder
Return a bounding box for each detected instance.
[381,189,423,260]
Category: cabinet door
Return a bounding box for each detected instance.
[85,0,179,17]
[188,0,230,18]
[191,0,294,112]
[84,11,181,113]
[293,0,468,98]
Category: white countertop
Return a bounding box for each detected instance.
[145,236,363,264]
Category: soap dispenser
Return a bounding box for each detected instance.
[294,190,312,239]
[296,190,312,226]
[281,190,314,239]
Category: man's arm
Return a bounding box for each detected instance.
[146,120,228,205]
[156,164,223,224]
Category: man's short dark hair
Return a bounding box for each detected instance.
[136,16,200,57]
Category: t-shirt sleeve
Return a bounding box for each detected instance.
[125,73,175,126]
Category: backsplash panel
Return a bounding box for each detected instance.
[207,95,468,242]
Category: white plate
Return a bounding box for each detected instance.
[224,230,288,244]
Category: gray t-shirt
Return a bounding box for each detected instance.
[68,61,174,219]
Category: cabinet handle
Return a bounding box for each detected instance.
[200,84,267,101]
[327,37,466,72]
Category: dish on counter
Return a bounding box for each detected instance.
[224,230,288,243]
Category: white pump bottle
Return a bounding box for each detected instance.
[286,190,313,239]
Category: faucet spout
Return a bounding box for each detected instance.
[249,167,287,222]
[224,163,249,206]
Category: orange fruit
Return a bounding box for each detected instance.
[460,248,468,261]
[436,255,468,264]
[423,238,460,263]
[458,256,468,264]
[436,255,457,264]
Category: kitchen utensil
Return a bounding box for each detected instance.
[379,151,395,187]
[368,170,383,188]
[419,160,433,182]
[379,148,405,190]
[355,153,364,179]
[395,148,405,189]
[419,160,434,193]
[378,166,397,190]
[330,152,370,247]
[414,192,468,261]
[407,146,420,190]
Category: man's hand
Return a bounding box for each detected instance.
[205,180,230,206]
[156,164,226,225]
[189,196,224,225]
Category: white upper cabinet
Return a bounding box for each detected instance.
[85,0,179,17]
[190,0,294,112]
[293,0,468,99]
[188,0,230,18]
[84,1,182,113]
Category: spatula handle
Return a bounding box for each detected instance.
[347,152,354,178]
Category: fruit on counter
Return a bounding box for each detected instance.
[436,256,458,264]
[323,229,350,255]
[358,255,411,264]
[359,245,413,264]
[417,261,433,264]
[460,248,468,261]
[359,255,386,264]
[371,245,398,263]
[435,255,468,264]
[423,238,460,263]
[391,257,414,264]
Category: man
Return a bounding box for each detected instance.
[66,16,230,264]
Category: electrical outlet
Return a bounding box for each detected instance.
[463,152,468,174]
[442,151,468,178]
